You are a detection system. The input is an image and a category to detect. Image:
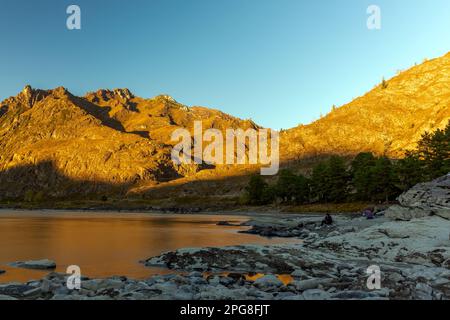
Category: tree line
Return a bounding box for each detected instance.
[245,121,450,205]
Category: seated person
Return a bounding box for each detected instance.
[321,214,333,226]
[363,207,375,219]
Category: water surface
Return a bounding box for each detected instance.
[0,210,297,283]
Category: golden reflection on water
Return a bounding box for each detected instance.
[0,211,299,283]
[246,273,293,285]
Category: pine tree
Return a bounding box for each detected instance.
[414,121,450,179]
[326,156,349,202]
[394,153,425,191]
[381,77,388,89]
[368,157,399,202]
[350,152,376,200]
[275,169,310,204]
[311,162,329,202]
[245,175,274,205]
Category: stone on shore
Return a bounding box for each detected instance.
[0,284,35,298]
[302,289,331,300]
[291,278,334,291]
[253,275,283,289]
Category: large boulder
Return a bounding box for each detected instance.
[385,205,431,221]
[386,174,450,221]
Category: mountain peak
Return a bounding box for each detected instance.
[89,88,134,102]
[153,94,177,103]
[22,85,33,96]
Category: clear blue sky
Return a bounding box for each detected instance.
[1,0,449,130]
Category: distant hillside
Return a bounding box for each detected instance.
[281,52,450,160]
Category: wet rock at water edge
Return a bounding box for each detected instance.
[216,221,240,226]
[10,259,56,270]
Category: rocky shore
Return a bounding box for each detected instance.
[0,175,449,300]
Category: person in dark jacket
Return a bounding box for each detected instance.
[321,214,333,226]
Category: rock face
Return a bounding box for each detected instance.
[10,259,56,270]
[386,174,450,221]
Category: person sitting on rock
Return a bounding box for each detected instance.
[363,207,375,220]
[321,214,333,226]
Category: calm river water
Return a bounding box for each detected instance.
[0,210,297,283]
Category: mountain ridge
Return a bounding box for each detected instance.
[281,52,450,159]
[0,51,449,200]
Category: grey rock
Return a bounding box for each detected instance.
[188,271,203,278]
[0,284,35,297]
[150,282,179,295]
[10,259,56,270]
[341,226,357,233]
[387,174,450,221]
[331,290,380,300]
[415,283,433,300]
[207,276,221,286]
[81,279,124,292]
[219,276,235,286]
[51,294,83,300]
[328,231,341,237]
[290,269,308,279]
[274,292,296,300]
[292,278,334,291]
[253,275,283,289]
[22,287,42,298]
[198,285,249,300]
[385,205,431,221]
[53,286,71,295]
[120,292,146,300]
[302,289,331,300]
[281,294,305,300]
[190,277,207,285]
[387,272,405,283]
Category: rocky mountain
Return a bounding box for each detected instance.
[0,86,255,199]
[0,51,449,201]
